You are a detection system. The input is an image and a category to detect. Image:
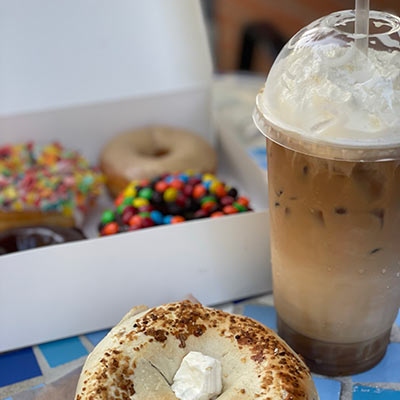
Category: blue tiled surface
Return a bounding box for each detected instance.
[243,304,277,331]
[1,303,400,400]
[85,329,111,347]
[314,377,341,400]
[38,337,88,368]
[395,310,400,326]
[248,147,267,170]
[353,385,400,399]
[352,344,400,383]
[0,347,42,387]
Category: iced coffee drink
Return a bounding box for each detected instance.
[254,10,400,375]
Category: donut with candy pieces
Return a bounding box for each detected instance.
[98,171,252,235]
[0,142,104,231]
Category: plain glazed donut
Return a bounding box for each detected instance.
[75,301,318,400]
[100,126,218,197]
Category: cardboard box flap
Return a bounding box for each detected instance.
[0,0,212,116]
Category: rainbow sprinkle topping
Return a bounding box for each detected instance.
[0,142,104,215]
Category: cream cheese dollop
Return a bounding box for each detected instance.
[171,351,222,400]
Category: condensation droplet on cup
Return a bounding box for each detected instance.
[396,272,400,278]
[359,268,365,274]
[387,285,390,289]
[382,268,387,274]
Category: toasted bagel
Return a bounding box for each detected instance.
[75,301,318,400]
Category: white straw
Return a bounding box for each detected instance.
[355,0,370,55]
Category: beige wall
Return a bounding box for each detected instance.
[215,0,400,73]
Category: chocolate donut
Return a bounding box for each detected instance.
[100,126,217,197]
[0,225,86,255]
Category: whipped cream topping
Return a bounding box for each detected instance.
[171,351,222,400]
[262,44,400,146]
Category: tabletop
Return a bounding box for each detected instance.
[1,293,400,400]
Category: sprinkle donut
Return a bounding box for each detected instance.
[98,172,252,236]
[75,301,319,400]
[0,142,104,231]
[100,126,218,197]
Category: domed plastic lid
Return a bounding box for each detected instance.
[254,10,400,161]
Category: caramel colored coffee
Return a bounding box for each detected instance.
[267,139,400,374]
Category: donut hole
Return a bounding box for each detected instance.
[138,147,170,158]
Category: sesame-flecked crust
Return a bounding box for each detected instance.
[75,301,319,400]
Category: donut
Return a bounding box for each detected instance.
[100,126,217,197]
[75,301,318,400]
[98,172,252,235]
[0,225,86,255]
[0,142,104,231]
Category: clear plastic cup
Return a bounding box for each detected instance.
[253,10,400,375]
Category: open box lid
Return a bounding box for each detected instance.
[0,0,212,117]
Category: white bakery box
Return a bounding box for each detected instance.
[0,0,271,352]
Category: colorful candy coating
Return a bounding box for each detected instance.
[163,187,178,202]
[209,180,221,194]
[132,197,149,208]
[203,180,212,190]
[115,193,125,207]
[223,205,238,215]
[220,196,235,206]
[233,202,247,212]
[98,172,252,236]
[141,217,155,228]
[170,179,184,190]
[200,196,216,205]
[183,185,193,197]
[122,206,137,225]
[139,179,150,187]
[176,193,187,208]
[129,215,142,227]
[117,204,126,214]
[163,215,173,224]
[171,216,185,224]
[150,210,163,225]
[102,222,119,235]
[202,201,218,213]
[237,196,249,207]
[202,173,215,182]
[211,211,224,218]
[139,187,153,200]
[228,188,238,198]
[192,184,207,199]
[178,173,189,183]
[138,204,154,213]
[188,177,201,186]
[123,185,137,198]
[123,196,134,206]
[194,209,208,219]
[155,181,169,193]
[215,185,227,198]
[0,142,103,215]
[101,210,115,224]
